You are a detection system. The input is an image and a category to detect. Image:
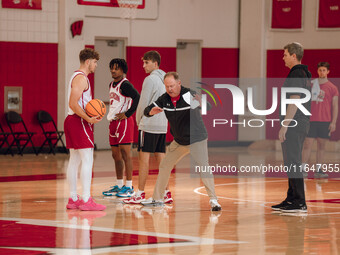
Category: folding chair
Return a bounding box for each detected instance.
[5,111,37,156]
[0,122,13,156]
[37,110,67,154]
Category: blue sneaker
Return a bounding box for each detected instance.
[116,186,135,198]
[102,185,122,196]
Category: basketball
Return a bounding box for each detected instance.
[85,99,106,118]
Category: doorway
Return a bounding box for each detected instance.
[94,38,126,150]
[176,41,202,88]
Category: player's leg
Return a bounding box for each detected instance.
[112,145,124,180]
[78,148,94,202]
[138,150,150,191]
[315,138,328,178]
[314,122,330,178]
[301,122,317,176]
[103,120,125,196]
[78,147,106,211]
[302,138,314,166]
[316,138,327,165]
[155,152,173,203]
[66,148,82,209]
[102,145,124,196]
[144,141,189,203]
[154,133,172,202]
[116,143,135,197]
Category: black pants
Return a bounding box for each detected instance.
[281,127,308,205]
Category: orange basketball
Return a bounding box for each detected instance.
[85,99,106,118]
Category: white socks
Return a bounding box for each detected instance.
[117,179,124,188]
[136,190,144,196]
[126,180,132,188]
[67,148,94,203]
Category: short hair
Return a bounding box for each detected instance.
[79,48,99,63]
[142,51,161,66]
[317,62,330,70]
[164,72,179,81]
[283,42,304,61]
[109,58,128,74]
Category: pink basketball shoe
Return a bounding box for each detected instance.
[79,197,106,211]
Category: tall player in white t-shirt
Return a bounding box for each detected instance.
[64,48,106,211]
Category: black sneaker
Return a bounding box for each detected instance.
[271,200,290,211]
[280,203,307,213]
[314,171,328,179]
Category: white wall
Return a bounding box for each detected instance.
[0,0,58,43]
[83,0,240,47]
[266,0,340,49]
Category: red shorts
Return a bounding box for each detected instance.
[64,114,94,149]
[109,118,134,146]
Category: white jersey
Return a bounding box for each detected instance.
[107,78,132,121]
[67,71,92,115]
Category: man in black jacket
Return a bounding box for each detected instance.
[141,72,221,211]
[272,42,311,213]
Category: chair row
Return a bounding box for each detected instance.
[0,111,68,156]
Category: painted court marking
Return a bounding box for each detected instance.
[0,217,246,254]
[194,179,340,211]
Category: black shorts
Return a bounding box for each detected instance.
[138,130,166,153]
[307,122,330,139]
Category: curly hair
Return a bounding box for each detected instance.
[109,58,128,74]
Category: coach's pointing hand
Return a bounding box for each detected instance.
[149,106,163,116]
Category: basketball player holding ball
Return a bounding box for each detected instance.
[103,59,140,198]
[64,48,106,211]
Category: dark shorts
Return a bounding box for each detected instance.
[137,130,166,153]
[307,122,330,139]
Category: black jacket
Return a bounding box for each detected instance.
[144,86,207,145]
[280,64,312,130]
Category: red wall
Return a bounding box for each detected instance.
[0,42,58,148]
[202,48,239,141]
[266,49,340,141]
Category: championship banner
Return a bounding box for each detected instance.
[1,0,42,10]
[318,0,340,28]
[271,0,303,29]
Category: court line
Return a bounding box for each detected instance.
[194,179,340,210]
[194,179,286,203]
[0,217,246,254]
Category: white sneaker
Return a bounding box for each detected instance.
[163,191,174,203]
[141,198,164,206]
[123,192,146,204]
[210,199,222,211]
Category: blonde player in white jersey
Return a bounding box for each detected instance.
[64,48,106,211]
[103,58,140,198]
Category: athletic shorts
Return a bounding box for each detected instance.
[109,118,134,146]
[307,121,330,139]
[64,114,94,149]
[137,130,166,153]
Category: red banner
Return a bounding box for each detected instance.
[318,0,340,28]
[77,0,145,9]
[2,0,42,10]
[271,0,303,29]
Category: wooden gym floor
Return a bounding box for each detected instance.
[1,147,340,254]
